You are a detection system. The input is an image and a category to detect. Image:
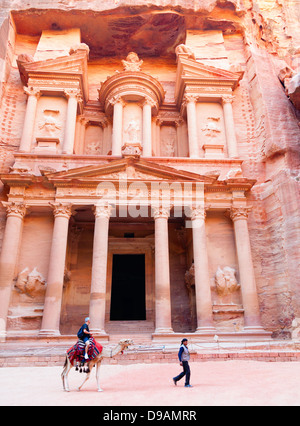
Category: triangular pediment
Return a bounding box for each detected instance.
[175,55,243,102]
[18,51,87,80]
[17,50,89,100]
[42,157,216,184]
[178,56,243,81]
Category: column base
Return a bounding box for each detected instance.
[0,331,6,343]
[38,329,61,337]
[243,325,268,333]
[89,328,109,337]
[154,327,174,334]
[195,326,217,334]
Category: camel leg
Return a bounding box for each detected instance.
[96,361,103,392]
[61,357,73,392]
[77,362,92,391]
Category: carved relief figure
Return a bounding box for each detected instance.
[215,266,240,296]
[38,109,62,137]
[201,117,221,140]
[122,52,143,72]
[85,141,101,155]
[15,267,47,298]
[161,127,176,157]
[124,119,140,143]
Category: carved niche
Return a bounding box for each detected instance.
[160,126,176,157]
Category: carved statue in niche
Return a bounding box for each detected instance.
[201,117,221,141]
[122,52,143,72]
[184,263,197,329]
[161,127,176,157]
[38,109,62,137]
[15,267,46,298]
[215,266,240,297]
[124,119,141,143]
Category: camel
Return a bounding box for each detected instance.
[61,338,133,392]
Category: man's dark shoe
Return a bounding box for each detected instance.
[173,378,177,386]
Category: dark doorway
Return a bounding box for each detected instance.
[110,254,146,321]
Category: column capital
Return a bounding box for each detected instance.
[78,115,89,127]
[64,88,81,100]
[229,206,252,222]
[24,86,41,99]
[190,206,208,221]
[109,95,126,107]
[50,203,73,219]
[152,206,170,220]
[142,97,156,109]
[222,95,235,104]
[183,94,198,104]
[174,117,184,128]
[2,201,27,219]
[93,203,113,219]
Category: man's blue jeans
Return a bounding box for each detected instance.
[173,361,190,385]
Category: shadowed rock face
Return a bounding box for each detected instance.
[10,5,245,59]
[11,9,186,59]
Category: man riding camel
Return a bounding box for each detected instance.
[77,317,91,360]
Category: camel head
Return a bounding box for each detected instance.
[119,338,134,350]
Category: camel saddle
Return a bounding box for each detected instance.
[67,337,103,366]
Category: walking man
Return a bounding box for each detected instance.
[173,338,192,387]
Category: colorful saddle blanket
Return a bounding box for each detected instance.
[67,337,103,366]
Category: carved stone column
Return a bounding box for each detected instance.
[230,207,262,329]
[111,96,125,156]
[153,207,174,334]
[191,207,215,332]
[19,87,40,152]
[89,204,112,335]
[63,89,81,155]
[142,98,153,157]
[222,95,238,158]
[0,202,27,341]
[185,95,199,158]
[39,203,72,336]
[155,118,162,156]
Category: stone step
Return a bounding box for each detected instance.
[106,321,155,333]
[109,334,153,345]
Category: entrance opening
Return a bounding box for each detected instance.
[110,254,146,321]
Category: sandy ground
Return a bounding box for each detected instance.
[1,360,300,406]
